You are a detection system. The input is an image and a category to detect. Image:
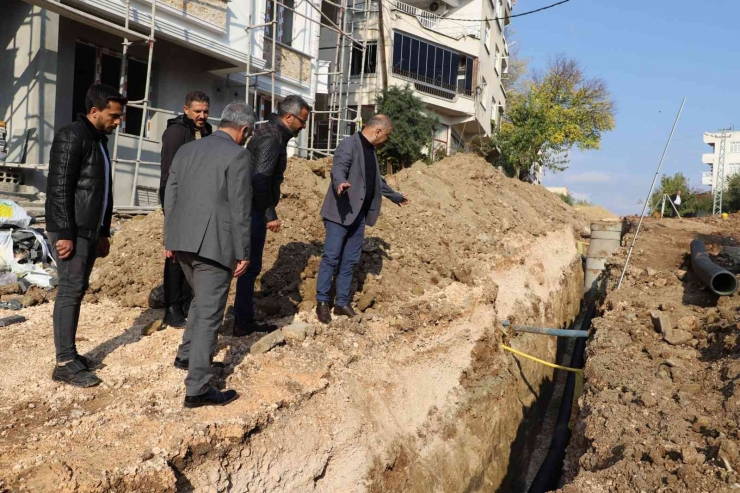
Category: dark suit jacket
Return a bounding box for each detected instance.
[320,132,404,227]
[164,131,252,270]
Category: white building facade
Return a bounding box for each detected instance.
[701,130,740,194]
[2,0,321,205]
[315,0,512,155]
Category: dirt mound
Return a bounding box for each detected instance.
[560,215,740,492]
[90,154,588,321]
[574,204,618,222]
[0,153,591,492]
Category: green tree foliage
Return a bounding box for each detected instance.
[557,193,574,206]
[649,173,697,216]
[374,85,438,172]
[723,173,740,213]
[492,55,616,180]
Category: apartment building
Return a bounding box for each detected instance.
[701,130,740,194]
[2,0,321,206]
[316,0,512,155]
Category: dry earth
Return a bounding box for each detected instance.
[560,215,740,492]
[0,155,589,492]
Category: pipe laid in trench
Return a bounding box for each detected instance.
[500,321,589,338]
[528,303,596,493]
[690,239,739,296]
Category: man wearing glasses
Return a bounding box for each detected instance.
[233,95,311,336]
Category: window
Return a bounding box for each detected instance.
[730,141,740,153]
[483,23,490,52]
[72,42,147,135]
[265,0,294,47]
[494,45,500,73]
[480,77,487,108]
[350,42,377,76]
[729,163,740,176]
[391,31,475,95]
[492,95,497,122]
[497,0,503,20]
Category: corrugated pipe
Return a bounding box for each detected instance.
[528,302,597,493]
[690,239,738,296]
[500,321,589,338]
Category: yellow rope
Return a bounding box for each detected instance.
[501,344,585,413]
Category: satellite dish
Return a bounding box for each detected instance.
[429,1,440,11]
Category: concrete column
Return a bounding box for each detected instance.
[1,2,59,175]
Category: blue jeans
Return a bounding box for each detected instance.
[316,214,366,307]
[234,211,268,325]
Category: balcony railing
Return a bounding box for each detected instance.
[702,171,713,186]
[392,0,479,39]
[391,66,473,100]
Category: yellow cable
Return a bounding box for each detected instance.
[500,344,583,375]
[501,344,585,418]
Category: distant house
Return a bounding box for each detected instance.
[546,187,570,197]
[701,130,740,194]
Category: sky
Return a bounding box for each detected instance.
[514,0,740,215]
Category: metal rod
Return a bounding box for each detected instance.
[617,97,686,289]
[129,0,157,206]
[500,321,589,338]
[270,0,277,115]
[111,0,131,185]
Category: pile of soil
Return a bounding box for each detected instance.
[560,215,740,492]
[0,154,590,492]
[90,155,588,322]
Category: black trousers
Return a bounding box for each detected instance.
[161,186,192,308]
[48,232,98,363]
[164,257,192,308]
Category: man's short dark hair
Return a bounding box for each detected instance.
[185,91,210,107]
[278,95,310,117]
[85,84,127,113]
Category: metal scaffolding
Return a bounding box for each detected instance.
[7,0,378,212]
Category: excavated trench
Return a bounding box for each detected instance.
[166,229,586,492]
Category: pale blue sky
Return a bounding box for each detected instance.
[515,0,740,215]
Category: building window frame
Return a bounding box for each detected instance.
[265,0,295,47]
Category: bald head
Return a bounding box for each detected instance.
[362,114,393,146]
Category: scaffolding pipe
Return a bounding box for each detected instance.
[335,0,349,140]
[129,0,157,206]
[111,0,131,184]
[270,0,278,114]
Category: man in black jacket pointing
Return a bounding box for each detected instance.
[45,84,126,387]
[232,95,310,336]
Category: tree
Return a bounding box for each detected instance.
[649,173,696,216]
[492,55,616,180]
[374,85,438,172]
[724,173,740,212]
[501,27,530,93]
[557,193,574,206]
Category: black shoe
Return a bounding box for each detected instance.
[163,305,187,328]
[52,360,102,388]
[76,354,99,370]
[316,302,332,324]
[173,357,226,372]
[333,304,357,318]
[233,319,278,337]
[184,388,238,408]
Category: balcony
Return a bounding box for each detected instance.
[702,153,715,165]
[391,66,473,100]
[392,0,480,39]
[702,171,713,186]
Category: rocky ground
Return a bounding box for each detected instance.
[0,154,592,492]
[560,215,740,492]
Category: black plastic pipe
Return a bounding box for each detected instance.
[690,239,739,296]
[528,303,596,493]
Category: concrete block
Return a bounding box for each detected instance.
[250,330,285,355]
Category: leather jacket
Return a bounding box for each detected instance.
[159,113,213,203]
[45,114,114,241]
[247,114,294,222]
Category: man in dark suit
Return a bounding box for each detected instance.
[159,91,213,328]
[46,84,126,387]
[164,101,255,408]
[315,115,408,324]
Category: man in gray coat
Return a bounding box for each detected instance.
[164,101,255,408]
[316,114,407,324]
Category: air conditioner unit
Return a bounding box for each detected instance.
[429,1,440,12]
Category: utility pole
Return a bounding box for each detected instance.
[713,129,728,215]
[377,0,389,91]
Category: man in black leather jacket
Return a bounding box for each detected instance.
[232,95,310,336]
[159,91,212,328]
[45,84,126,388]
